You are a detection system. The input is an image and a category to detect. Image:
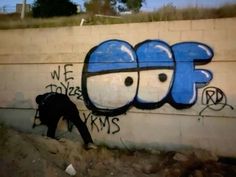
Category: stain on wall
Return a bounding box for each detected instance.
[82,39,214,116]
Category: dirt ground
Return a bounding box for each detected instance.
[0,124,236,177]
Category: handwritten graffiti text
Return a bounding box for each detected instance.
[82,112,120,134]
[199,86,234,116]
[45,64,83,100]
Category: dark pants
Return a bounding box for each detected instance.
[37,93,93,144]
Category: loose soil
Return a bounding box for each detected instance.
[0,125,236,177]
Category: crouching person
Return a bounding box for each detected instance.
[34,92,97,150]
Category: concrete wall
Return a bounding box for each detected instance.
[0,18,236,157]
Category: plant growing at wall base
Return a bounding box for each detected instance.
[32,0,77,18]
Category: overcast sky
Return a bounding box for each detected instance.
[1,0,236,12]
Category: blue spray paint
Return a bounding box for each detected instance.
[135,40,175,109]
[171,42,213,107]
[87,40,138,73]
[82,39,214,116]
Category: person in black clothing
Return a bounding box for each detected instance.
[34,92,96,149]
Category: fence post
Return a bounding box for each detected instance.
[21,0,26,20]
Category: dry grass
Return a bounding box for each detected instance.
[0,13,88,29]
[0,3,236,29]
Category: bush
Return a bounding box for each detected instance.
[32,0,77,18]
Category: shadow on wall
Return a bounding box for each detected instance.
[7,92,33,109]
[0,92,38,132]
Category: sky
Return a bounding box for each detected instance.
[1,0,236,12]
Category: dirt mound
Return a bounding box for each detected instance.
[0,125,236,177]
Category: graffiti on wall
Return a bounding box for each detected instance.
[199,86,234,116]
[45,64,83,100]
[82,39,214,116]
[44,64,122,135]
[43,39,216,136]
[82,112,120,134]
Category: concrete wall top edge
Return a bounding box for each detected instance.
[0,17,235,32]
